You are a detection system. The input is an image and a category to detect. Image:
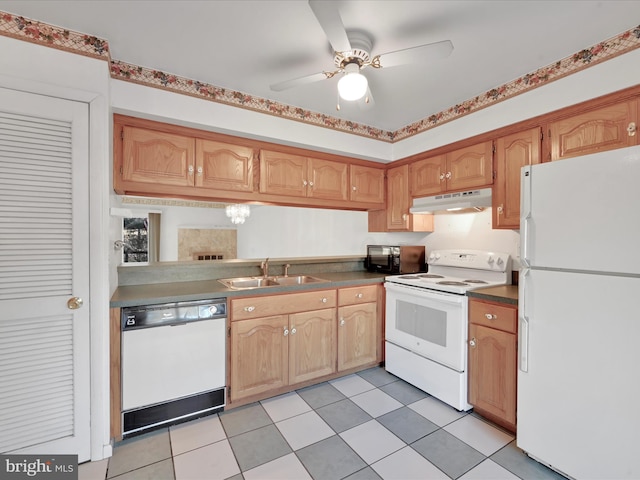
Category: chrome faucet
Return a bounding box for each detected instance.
[284,263,290,277]
[261,257,270,277]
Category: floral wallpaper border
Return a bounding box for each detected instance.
[1,10,639,142]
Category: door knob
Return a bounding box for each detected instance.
[67,297,83,310]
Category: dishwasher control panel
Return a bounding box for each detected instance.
[121,298,227,330]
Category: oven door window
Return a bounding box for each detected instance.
[396,301,447,347]
[385,285,466,372]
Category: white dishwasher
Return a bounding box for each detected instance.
[121,298,226,437]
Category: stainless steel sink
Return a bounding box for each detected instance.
[218,277,279,289]
[218,275,327,289]
[270,275,326,286]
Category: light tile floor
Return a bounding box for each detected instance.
[81,367,565,480]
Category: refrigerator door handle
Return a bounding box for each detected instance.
[518,268,529,373]
[520,167,532,268]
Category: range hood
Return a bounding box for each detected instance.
[410,188,492,214]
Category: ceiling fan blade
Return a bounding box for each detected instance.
[309,0,352,53]
[270,71,329,92]
[377,40,453,68]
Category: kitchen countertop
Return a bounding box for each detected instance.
[466,285,519,306]
[110,271,387,308]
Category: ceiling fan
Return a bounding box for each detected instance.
[270,0,454,109]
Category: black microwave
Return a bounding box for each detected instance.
[365,245,426,274]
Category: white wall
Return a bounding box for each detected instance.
[238,206,369,258]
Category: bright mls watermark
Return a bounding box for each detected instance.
[0,455,77,480]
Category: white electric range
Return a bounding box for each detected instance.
[384,249,511,411]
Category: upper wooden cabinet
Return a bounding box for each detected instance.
[117,122,256,195]
[121,126,196,187]
[350,165,385,204]
[371,164,433,232]
[411,141,493,196]
[493,127,541,229]
[547,99,638,161]
[195,139,254,192]
[114,115,384,210]
[259,149,349,201]
[410,155,445,196]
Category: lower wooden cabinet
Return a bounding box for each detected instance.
[229,285,382,406]
[468,298,517,432]
[337,285,379,371]
[230,314,289,400]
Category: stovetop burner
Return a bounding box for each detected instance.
[384,249,512,295]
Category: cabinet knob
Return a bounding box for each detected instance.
[439,173,445,181]
[303,180,308,186]
[283,327,289,336]
[321,297,327,303]
[356,293,363,298]
[628,122,637,137]
[469,337,476,347]
[340,318,345,326]
[188,165,194,174]
[402,213,408,221]
[352,186,357,191]
[485,313,497,320]
[244,306,255,312]
[291,327,297,335]
[197,166,203,176]
[445,171,452,179]
[497,204,504,214]
[309,181,314,187]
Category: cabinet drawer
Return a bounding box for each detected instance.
[231,289,336,320]
[469,299,517,333]
[338,285,378,306]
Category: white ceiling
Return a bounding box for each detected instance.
[2,1,639,132]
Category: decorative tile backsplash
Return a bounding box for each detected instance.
[178,228,237,261]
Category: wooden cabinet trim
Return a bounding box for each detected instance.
[469,298,517,333]
[338,284,378,305]
[230,289,337,321]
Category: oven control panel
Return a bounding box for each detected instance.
[428,249,511,272]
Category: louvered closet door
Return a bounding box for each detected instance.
[0,87,90,461]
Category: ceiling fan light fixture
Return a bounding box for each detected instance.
[337,63,368,101]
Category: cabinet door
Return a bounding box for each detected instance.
[386,164,410,230]
[338,303,377,371]
[548,100,638,161]
[468,323,517,428]
[195,139,254,192]
[308,158,348,201]
[259,150,307,197]
[350,165,385,204]
[493,128,541,229]
[122,126,195,186]
[446,141,493,191]
[230,315,289,402]
[410,155,446,196]
[288,308,337,384]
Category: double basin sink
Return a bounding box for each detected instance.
[218,275,328,290]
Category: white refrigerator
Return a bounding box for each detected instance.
[518,145,640,479]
